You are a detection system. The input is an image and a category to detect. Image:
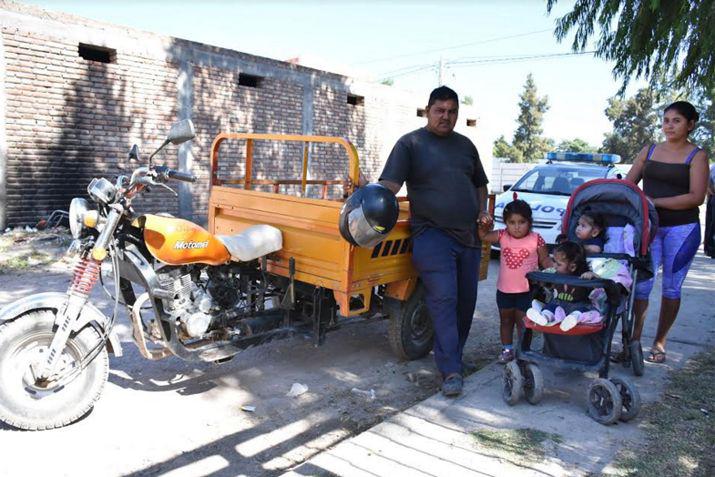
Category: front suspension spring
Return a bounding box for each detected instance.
[69,257,101,296]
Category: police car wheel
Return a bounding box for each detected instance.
[387,284,434,360]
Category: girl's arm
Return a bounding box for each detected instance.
[625,145,649,185]
[651,152,709,210]
[478,226,500,244]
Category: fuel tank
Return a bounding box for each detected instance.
[140,214,230,265]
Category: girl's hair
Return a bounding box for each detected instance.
[580,210,606,239]
[664,101,700,125]
[553,241,589,276]
[502,199,533,224]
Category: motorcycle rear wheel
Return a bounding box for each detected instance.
[0,310,109,430]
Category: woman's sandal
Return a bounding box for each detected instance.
[647,346,666,363]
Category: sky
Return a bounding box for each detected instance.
[21,0,644,152]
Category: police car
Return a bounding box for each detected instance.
[494,152,625,246]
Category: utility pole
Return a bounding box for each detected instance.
[437,56,444,86]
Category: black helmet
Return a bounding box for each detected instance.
[339,183,399,247]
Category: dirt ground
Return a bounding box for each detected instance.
[0,229,503,477]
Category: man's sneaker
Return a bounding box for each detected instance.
[442,373,463,397]
[498,348,515,364]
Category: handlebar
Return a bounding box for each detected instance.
[154,165,196,183]
[166,169,197,183]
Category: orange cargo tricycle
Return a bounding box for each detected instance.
[208,132,492,359]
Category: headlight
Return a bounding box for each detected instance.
[69,198,90,239]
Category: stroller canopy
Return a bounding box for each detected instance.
[562,179,658,257]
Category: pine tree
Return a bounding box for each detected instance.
[512,74,552,162]
[492,74,553,162]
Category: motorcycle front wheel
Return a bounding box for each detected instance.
[0,310,109,430]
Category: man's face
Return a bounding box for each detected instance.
[426,99,458,136]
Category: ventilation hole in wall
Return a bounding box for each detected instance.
[78,43,116,63]
[466,118,477,127]
[347,94,364,106]
[416,108,426,117]
[239,73,262,88]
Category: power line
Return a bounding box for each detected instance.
[378,51,596,81]
[447,50,596,66]
[356,28,553,65]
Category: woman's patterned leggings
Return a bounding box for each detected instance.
[635,222,701,300]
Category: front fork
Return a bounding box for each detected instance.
[34,205,122,382]
[32,257,102,383]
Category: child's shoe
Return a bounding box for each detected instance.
[559,311,581,331]
[498,348,515,364]
[531,299,544,312]
[526,307,548,326]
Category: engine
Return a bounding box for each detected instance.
[157,269,215,339]
[156,266,245,339]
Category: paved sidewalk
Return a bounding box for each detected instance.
[283,253,715,477]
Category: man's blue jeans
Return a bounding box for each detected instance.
[411,227,481,376]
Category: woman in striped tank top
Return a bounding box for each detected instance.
[625,101,709,364]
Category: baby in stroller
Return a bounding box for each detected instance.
[526,241,604,331]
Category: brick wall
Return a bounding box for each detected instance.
[0,1,484,228]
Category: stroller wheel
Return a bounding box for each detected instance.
[502,361,523,405]
[629,340,644,377]
[586,378,622,425]
[610,377,641,422]
[522,363,544,405]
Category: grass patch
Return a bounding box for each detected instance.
[472,427,562,462]
[0,235,12,253]
[0,251,53,274]
[607,348,715,477]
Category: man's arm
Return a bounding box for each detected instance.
[476,185,491,226]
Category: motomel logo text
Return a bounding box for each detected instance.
[174,240,209,250]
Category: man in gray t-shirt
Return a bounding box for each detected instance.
[378,86,490,397]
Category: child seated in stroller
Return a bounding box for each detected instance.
[527,241,604,332]
[575,210,607,253]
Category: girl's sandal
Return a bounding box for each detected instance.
[647,346,666,363]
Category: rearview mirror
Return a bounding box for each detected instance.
[166,119,195,145]
[128,144,140,161]
[502,184,512,192]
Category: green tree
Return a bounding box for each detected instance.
[691,88,715,158]
[492,74,553,162]
[556,138,597,153]
[546,0,715,92]
[601,88,660,162]
[512,74,552,162]
[461,95,474,106]
[380,78,394,86]
[492,135,523,162]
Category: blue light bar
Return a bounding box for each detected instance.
[546,151,622,164]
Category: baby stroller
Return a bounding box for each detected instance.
[502,179,658,425]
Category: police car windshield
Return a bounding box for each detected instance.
[511,166,606,196]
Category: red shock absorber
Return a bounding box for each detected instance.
[69,257,102,296]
